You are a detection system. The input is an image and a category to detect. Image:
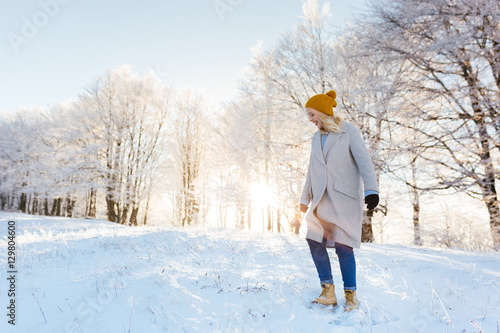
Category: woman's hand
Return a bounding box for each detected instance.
[300,203,308,213]
[365,194,379,210]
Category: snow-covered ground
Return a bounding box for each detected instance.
[0,212,499,333]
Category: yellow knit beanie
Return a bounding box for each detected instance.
[305,90,337,116]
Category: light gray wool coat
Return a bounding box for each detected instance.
[300,121,379,248]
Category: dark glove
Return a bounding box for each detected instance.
[365,194,379,210]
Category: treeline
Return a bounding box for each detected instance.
[0,66,210,226]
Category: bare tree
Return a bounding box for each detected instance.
[172,88,206,226]
[363,0,500,248]
[78,65,171,225]
[239,0,338,234]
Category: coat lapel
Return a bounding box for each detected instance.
[322,123,348,159]
[312,132,325,165]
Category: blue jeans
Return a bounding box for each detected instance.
[307,238,356,290]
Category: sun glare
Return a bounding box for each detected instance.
[250,182,277,209]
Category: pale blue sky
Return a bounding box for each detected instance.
[0,0,366,112]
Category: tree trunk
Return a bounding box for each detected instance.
[50,198,57,216]
[182,170,189,226]
[246,201,252,230]
[276,208,283,233]
[19,193,27,213]
[191,189,199,225]
[267,203,272,231]
[237,205,245,229]
[129,206,139,226]
[43,198,49,216]
[54,198,62,216]
[362,212,374,243]
[105,188,118,222]
[410,153,422,246]
[465,63,500,249]
[66,197,76,218]
[412,195,422,246]
[121,205,129,225]
[86,188,97,218]
[476,131,500,249]
[143,191,151,226]
[31,193,38,215]
[9,194,15,210]
[26,194,31,214]
[293,205,302,235]
[478,177,500,249]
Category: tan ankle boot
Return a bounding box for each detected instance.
[344,290,359,311]
[313,283,337,306]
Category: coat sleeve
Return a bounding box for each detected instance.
[349,126,379,193]
[300,150,313,205]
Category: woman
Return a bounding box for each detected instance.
[300,90,379,311]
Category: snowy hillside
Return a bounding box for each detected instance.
[0,212,499,333]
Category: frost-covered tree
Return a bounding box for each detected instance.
[363,0,500,248]
[77,65,171,225]
[0,108,49,213]
[0,66,220,228]
[0,104,91,217]
[331,29,413,242]
[212,97,256,229]
[169,88,207,227]
[240,0,388,238]
[235,0,335,234]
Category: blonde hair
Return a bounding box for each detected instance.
[318,112,343,134]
